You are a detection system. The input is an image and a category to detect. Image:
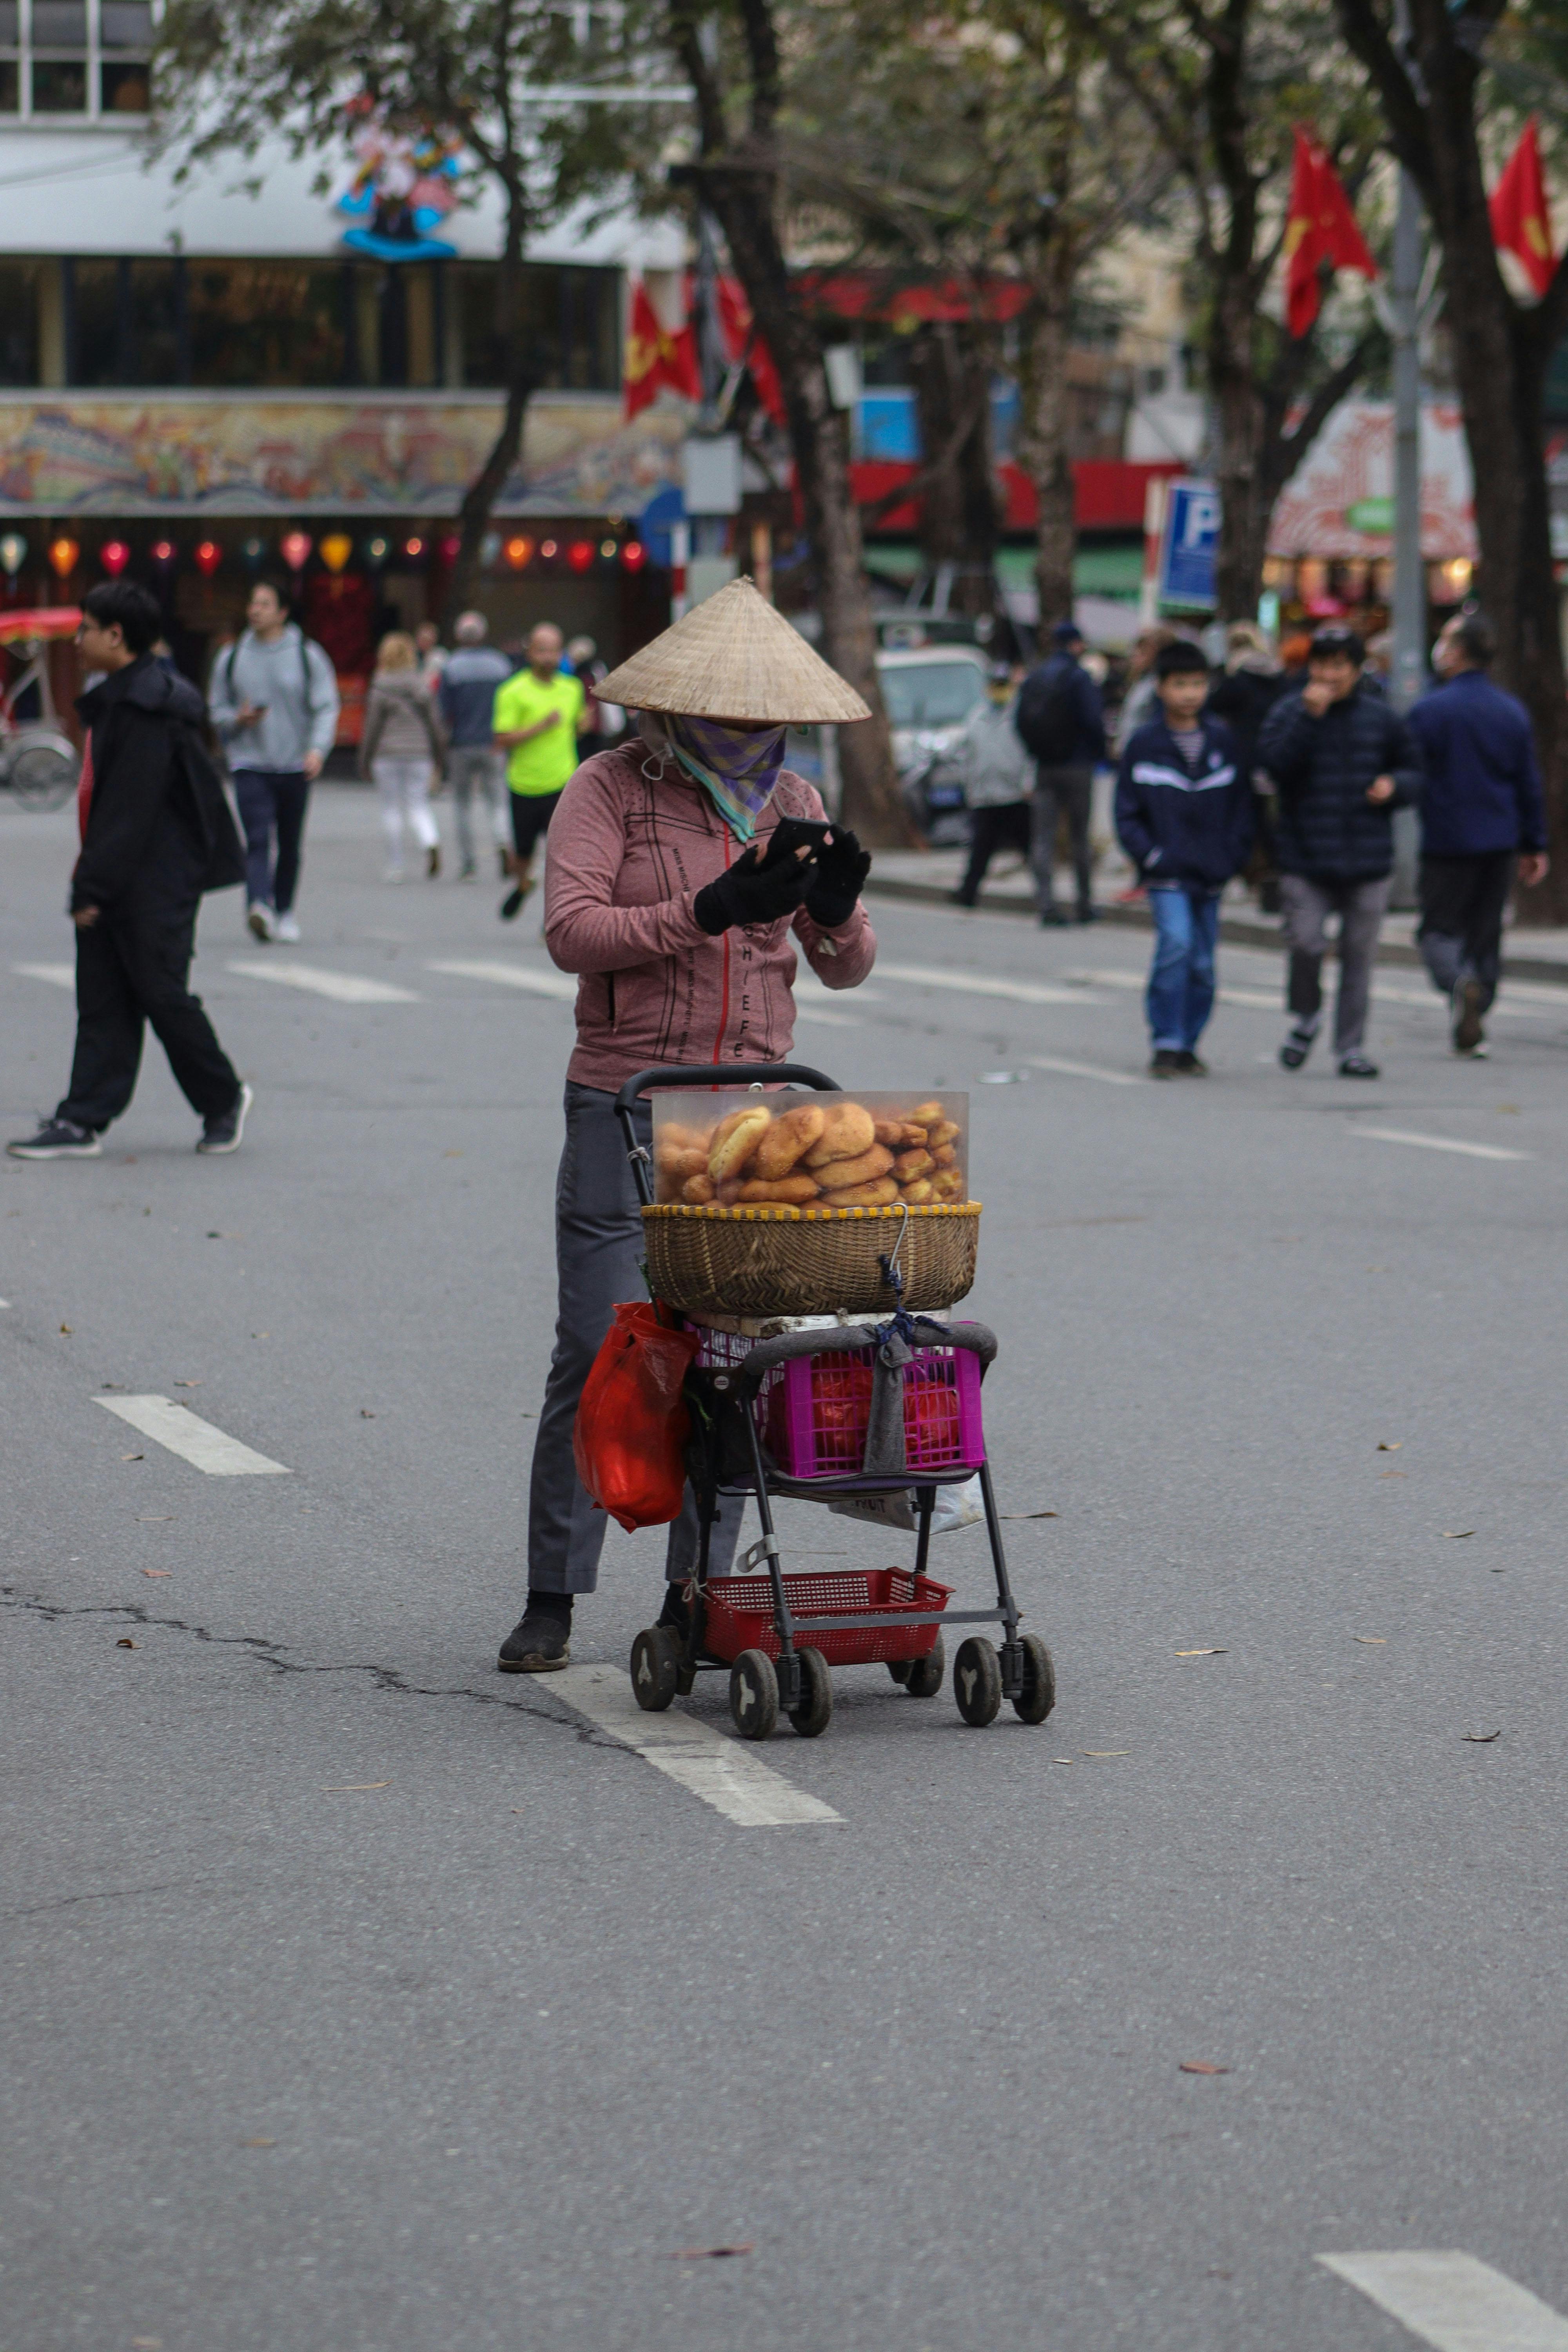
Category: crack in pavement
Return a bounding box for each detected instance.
[0,1588,632,1755]
[8,1880,186,1920]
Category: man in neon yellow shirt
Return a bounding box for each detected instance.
[494,622,587,919]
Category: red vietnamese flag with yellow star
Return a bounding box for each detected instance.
[623,278,702,420]
[1490,120,1556,298]
[1283,129,1378,338]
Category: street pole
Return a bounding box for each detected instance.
[1388,161,1425,905]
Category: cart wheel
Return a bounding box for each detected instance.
[1011,1634,1056,1724]
[729,1649,779,1740]
[9,739,78,812]
[905,1637,945,1699]
[788,1646,833,1738]
[630,1626,679,1713]
[887,1659,913,1686]
[953,1637,1002,1727]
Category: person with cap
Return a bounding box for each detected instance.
[1409,611,1548,1058]
[497,576,875,1675]
[1013,619,1107,925]
[950,662,1033,907]
[1257,623,1424,1079]
[437,612,514,881]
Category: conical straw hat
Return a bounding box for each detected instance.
[597,575,871,724]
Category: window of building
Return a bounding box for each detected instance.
[455,263,620,392]
[186,261,351,388]
[0,257,41,381]
[0,0,151,118]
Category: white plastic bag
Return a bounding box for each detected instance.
[827,1473,984,1536]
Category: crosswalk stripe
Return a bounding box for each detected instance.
[95,1394,290,1476]
[553,1662,843,1827]
[13,962,74,989]
[1026,1054,1143,1086]
[1319,2251,1568,2350]
[1355,1125,1530,1163]
[874,960,1086,1007]
[427,958,577,1000]
[227,960,419,1004]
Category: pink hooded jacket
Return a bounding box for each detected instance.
[543,743,877,1092]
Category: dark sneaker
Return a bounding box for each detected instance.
[7,1117,101,1160]
[1175,1051,1209,1075]
[1338,1053,1380,1079]
[1075,905,1103,924]
[1149,1049,1183,1079]
[1279,1028,1315,1071]
[1452,977,1485,1055]
[196,1081,253,1155]
[426,845,441,879]
[498,1605,572,1673]
[948,890,977,909]
[1038,905,1069,927]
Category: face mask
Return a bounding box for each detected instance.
[663,713,788,842]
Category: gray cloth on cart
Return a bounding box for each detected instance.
[526,1080,744,1595]
[862,1332,910,1477]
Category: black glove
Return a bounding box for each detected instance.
[693,842,817,936]
[804,827,871,928]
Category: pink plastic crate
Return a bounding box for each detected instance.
[687,1323,985,1481]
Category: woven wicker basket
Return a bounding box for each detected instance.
[641,1201,980,1317]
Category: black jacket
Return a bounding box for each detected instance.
[1205,661,1286,777]
[1256,682,1423,882]
[1016,651,1106,768]
[72,656,246,913]
[1114,714,1253,892]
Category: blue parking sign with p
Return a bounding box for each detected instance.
[1160,479,1220,610]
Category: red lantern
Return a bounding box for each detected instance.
[620,539,648,572]
[567,539,595,573]
[99,539,131,577]
[279,530,312,572]
[150,538,176,567]
[404,535,425,561]
[504,534,534,572]
[48,535,80,581]
[194,539,223,577]
[439,533,461,564]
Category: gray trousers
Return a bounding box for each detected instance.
[447,744,508,868]
[1279,872,1390,1054]
[526,1081,743,1597]
[1031,765,1095,915]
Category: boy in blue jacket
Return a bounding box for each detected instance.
[1114,639,1253,1076]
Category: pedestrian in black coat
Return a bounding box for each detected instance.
[8,579,252,1160]
[1256,623,1424,1079]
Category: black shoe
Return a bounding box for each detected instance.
[6,1117,101,1160]
[1149,1049,1183,1079]
[1075,904,1103,924]
[948,890,977,908]
[1175,1051,1208,1076]
[196,1081,253,1155]
[1452,978,1485,1054]
[1279,1028,1315,1071]
[501,877,535,921]
[498,1601,573,1673]
[1338,1053,1380,1079]
[1039,905,1069,927]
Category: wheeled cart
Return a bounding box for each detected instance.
[614,1063,1056,1741]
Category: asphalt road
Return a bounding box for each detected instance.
[5,783,1568,2352]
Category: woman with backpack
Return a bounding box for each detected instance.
[359,631,450,881]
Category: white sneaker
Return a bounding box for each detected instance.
[247,902,277,942]
[275,911,301,942]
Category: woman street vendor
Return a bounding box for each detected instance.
[498,576,878,1673]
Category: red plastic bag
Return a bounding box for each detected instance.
[573,1303,700,1531]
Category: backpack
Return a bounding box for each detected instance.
[1014,659,1081,764]
[220,631,324,729]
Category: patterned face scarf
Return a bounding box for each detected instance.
[664,713,788,842]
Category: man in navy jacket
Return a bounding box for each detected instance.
[1409,611,1548,1056]
[1256,624,1423,1079]
[1114,639,1253,1075]
[1016,620,1107,925]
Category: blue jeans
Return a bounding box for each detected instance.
[1146,887,1219,1052]
[232,768,311,914]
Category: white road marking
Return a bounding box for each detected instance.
[875,960,1085,1007]
[793,965,882,1003]
[1319,2250,1568,2351]
[228,960,419,1004]
[427,958,577,1001]
[554,1662,843,1828]
[95,1394,290,1476]
[1025,1054,1144,1087]
[13,962,74,989]
[1070,963,1551,1020]
[1355,1126,1530,1163]
[792,1005,861,1028]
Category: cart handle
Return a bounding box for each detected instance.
[613,1062,842,1207]
[733,1319,998,1394]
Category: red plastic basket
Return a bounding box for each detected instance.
[700,1567,954,1666]
[687,1323,985,1481]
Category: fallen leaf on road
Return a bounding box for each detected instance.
[121,1453,143,1461]
[142,1569,172,1578]
[136,1515,173,1523]
[1001,1510,1059,1520]
[131,2339,163,2349]
[240,2138,276,2149]
[1443,1530,1476,1539]
[1377,1441,1401,1452]
[1179,2061,1230,2076]
[320,1782,391,1792]
[1380,1471,1407,1479]
[173,1378,201,1388]
[360,1408,376,1418]
[1353,1636,1387,1645]
[443,1149,463,1158]
[1081,1750,1128,1758]
[1462,1731,1501,1744]
[116,1637,138,1649]
[667,2244,754,2261]
[1175,1647,1227,1657]
[58,1323,72,1334]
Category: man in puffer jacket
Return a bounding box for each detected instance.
[1257,623,1424,1078]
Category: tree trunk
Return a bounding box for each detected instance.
[907,322,998,618]
[1016,256,1077,635]
[695,157,913,844]
[439,372,534,633]
[1210,280,1272,626]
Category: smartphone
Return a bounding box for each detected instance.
[760,816,832,867]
